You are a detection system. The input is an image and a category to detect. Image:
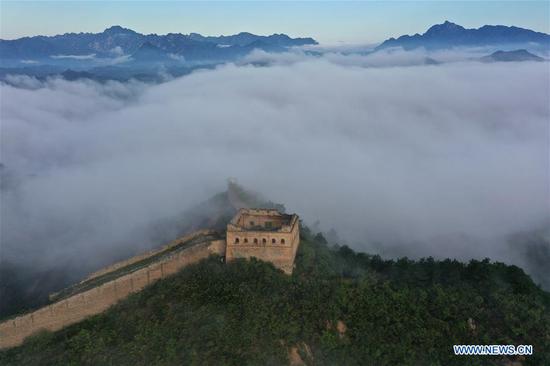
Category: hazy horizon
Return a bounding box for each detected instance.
[1,1,549,44]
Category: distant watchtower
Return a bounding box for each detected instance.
[225,208,300,274]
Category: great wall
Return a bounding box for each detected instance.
[0,230,226,349]
[0,202,301,349]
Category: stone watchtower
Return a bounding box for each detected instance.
[225,208,300,274]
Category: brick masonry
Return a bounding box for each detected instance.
[0,236,226,349]
[0,208,300,349]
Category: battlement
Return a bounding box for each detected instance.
[226,208,300,274]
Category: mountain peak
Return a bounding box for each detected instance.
[424,21,465,35]
[376,21,550,51]
[103,25,136,35]
[481,49,544,62]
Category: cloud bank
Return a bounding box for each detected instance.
[1,59,549,284]
[244,46,537,68]
[50,53,97,60]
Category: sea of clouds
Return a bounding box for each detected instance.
[1,55,549,284]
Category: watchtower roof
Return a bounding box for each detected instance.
[227,208,298,233]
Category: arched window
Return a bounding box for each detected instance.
[244,238,248,243]
[281,239,285,244]
[262,238,267,244]
[272,238,276,244]
[253,238,258,244]
[235,237,239,244]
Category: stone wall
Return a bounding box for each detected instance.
[0,236,226,349]
[226,211,300,274]
[82,229,215,283]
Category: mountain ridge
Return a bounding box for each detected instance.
[480,49,545,62]
[0,26,317,62]
[376,20,550,50]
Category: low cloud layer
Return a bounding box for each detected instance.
[51,54,97,60]
[1,58,549,282]
[245,45,547,67]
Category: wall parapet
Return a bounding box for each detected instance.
[0,232,225,350]
[83,229,216,282]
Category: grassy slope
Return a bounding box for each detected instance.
[1,226,549,366]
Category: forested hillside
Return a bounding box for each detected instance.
[1,225,548,366]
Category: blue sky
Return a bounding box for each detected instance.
[1,1,549,44]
